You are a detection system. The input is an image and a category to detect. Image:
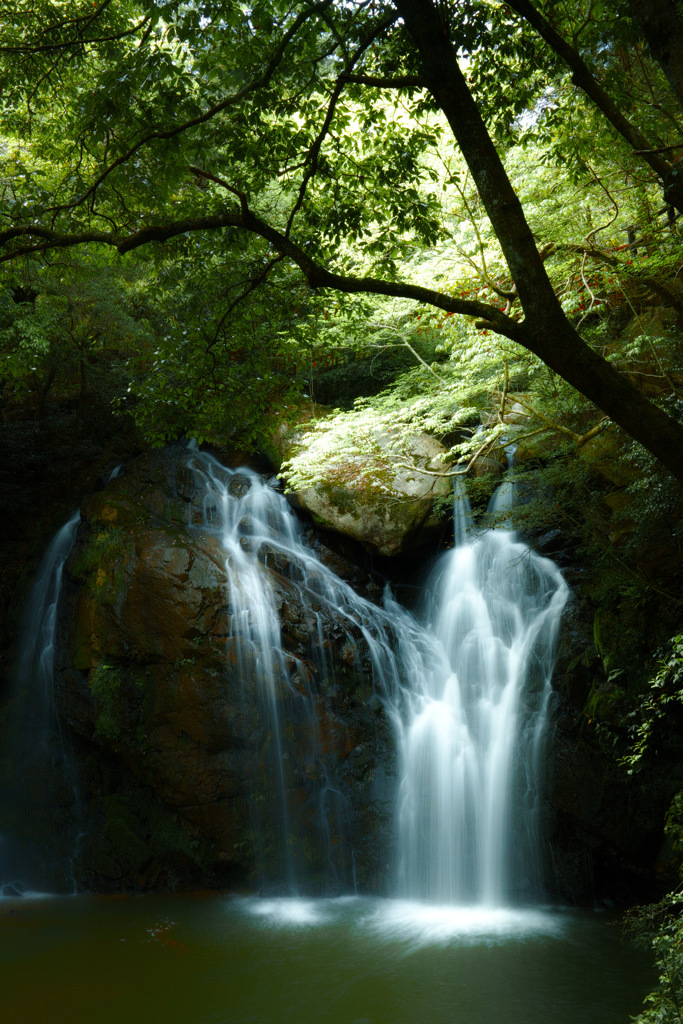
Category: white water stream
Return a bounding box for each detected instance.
[190,452,569,904]
[1,453,651,1024]
[2,450,568,906]
[0,511,81,893]
[397,512,569,903]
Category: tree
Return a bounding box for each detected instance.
[0,249,152,421]
[1,0,683,480]
[630,0,683,110]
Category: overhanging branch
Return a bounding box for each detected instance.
[0,206,523,340]
[285,10,398,239]
[505,0,683,207]
[0,15,150,53]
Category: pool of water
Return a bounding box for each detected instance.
[0,894,653,1024]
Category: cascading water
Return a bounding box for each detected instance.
[187,452,568,905]
[0,511,82,893]
[0,453,657,1024]
[2,449,567,905]
[187,453,407,893]
[396,486,569,904]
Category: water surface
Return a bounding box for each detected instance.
[0,894,652,1024]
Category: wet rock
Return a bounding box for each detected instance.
[54,446,394,891]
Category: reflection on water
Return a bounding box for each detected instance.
[0,894,652,1024]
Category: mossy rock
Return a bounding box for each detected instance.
[584,680,627,725]
[264,404,452,557]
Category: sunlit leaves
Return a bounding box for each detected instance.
[621,635,683,772]
[1,0,683,473]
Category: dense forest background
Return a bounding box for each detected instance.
[3,2,683,1018]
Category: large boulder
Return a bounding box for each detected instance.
[56,446,395,892]
[265,407,452,557]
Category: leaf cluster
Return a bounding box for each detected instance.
[625,890,683,1024]
[622,635,683,773]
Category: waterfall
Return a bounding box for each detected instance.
[2,451,567,904]
[396,498,569,904]
[0,512,81,893]
[187,453,411,893]
[188,453,568,904]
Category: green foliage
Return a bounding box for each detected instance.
[74,524,130,603]
[666,792,683,869]
[622,636,683,774]
[619,624,683,1024]
[625,892,683,1024]
[1,0,683,479]
[77,525,129,570]
[88,662,125,742]
[120,242,309,448]
[0,251,155,418]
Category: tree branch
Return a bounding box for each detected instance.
[390,426,507,478]
[21,0,117,40]
[285,11,398,238]
[42,0,335,214]
[0,15,150,53]
[547,241,683,316]
[368,325,443,379]
[339,73,422,88]
[505,0,683,209]
[634,143,683,154]
[207,253,285,352]
[0,208,523,338]
[498,393,612,447]
[188,166,249,218]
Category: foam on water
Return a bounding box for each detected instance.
[233,895,566,947]
[358,899,567,947]
[236,896,336,927]
[0,888,59,901]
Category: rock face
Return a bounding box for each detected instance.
[541,577,683,905]
[266,407,452,557]
[0,400,142,713]
[55,446,395,892]
[2,435,679,904]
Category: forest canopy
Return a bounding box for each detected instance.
[5,8,683,1016]
[1,0,683,483]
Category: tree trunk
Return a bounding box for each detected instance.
[393,0,683,483]
[505,0,683,212]
[519,315,683,479]
[631,0,683,111]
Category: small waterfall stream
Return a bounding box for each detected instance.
[0,512,81,893]
[189,453,569,904]
[187,453,413,892]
